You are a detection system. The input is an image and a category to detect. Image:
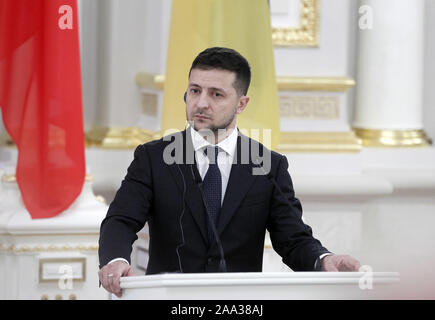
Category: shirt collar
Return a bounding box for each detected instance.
[190,125,238,157]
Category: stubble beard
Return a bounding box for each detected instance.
[188,108,237,141]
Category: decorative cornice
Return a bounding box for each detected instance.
[353,128,433,147]
[85,128,363,152]
[277,131,362,153]
[86,126,161,149]
[0,243,99,253]
[135,73,355,92]
[277,76,355,92]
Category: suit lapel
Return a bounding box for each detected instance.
[167,129,209,244]
[166,129,259,244]
[217,133,258,236]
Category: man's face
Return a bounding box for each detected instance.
[185,68,249,134]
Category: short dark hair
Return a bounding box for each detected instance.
[189,47,251,96]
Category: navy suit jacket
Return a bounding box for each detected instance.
[98,128,330,274]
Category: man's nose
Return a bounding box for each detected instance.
[196,92,209,109]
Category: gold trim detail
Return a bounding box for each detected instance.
[279,96,339,120]
[0,243,99,253]
[272,0,320,47]
[1,174,16,183]
[0,232,99,237]
[135,73,164,90]
[85,128,363,152]
[95,195,107,205]
[277,77,355,92]
[135,73,355,92]
[277,131,362,153]
[86,126,161,149]
[353,128,433,147]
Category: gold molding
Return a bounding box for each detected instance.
[271,0,320,47]
[135,73,164,91]
[0,243,99,253]
[85,128,363,152]
[135,73,355,92]
[1,174,16,182]
[277,131,362,153]
[353,128,433,147]
[277,76,355,92]
[0,232,99,237]
[86,126,161,149]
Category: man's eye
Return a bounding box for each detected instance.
[190,88,199,93]
[214,92,222,97]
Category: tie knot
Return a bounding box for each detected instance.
[203,146,220,164]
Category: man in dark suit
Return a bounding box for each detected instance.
[98,47,361,297]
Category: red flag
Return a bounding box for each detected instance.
[0,0,85,219]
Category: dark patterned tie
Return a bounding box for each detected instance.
[202,146,222,243]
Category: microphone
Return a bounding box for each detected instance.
[175,164,187,273]
[190,164,227,272]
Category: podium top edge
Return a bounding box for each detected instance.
[120,271,400,283]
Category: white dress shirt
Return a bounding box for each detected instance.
[190,125,238,205]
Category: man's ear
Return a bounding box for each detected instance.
[236,96,250,114]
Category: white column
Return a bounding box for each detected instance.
[353,0,431,146]
[83,0,169,147]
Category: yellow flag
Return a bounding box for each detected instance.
[161,0,280,150]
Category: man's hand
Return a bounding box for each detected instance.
[321,254,361,272]
[98,260,135,298]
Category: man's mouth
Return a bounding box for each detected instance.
[194,114,210,120]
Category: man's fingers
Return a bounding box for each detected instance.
[338,255,361,271]
[324,263,339,272]
[348,258,361,271]
[111,274,122,297]
[98,261,133,297]
[321,254,362,271]
[126,266,136,277]
[98,269,111,292]
[107,273,116,295]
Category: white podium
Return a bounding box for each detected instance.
[116,272,400,300]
